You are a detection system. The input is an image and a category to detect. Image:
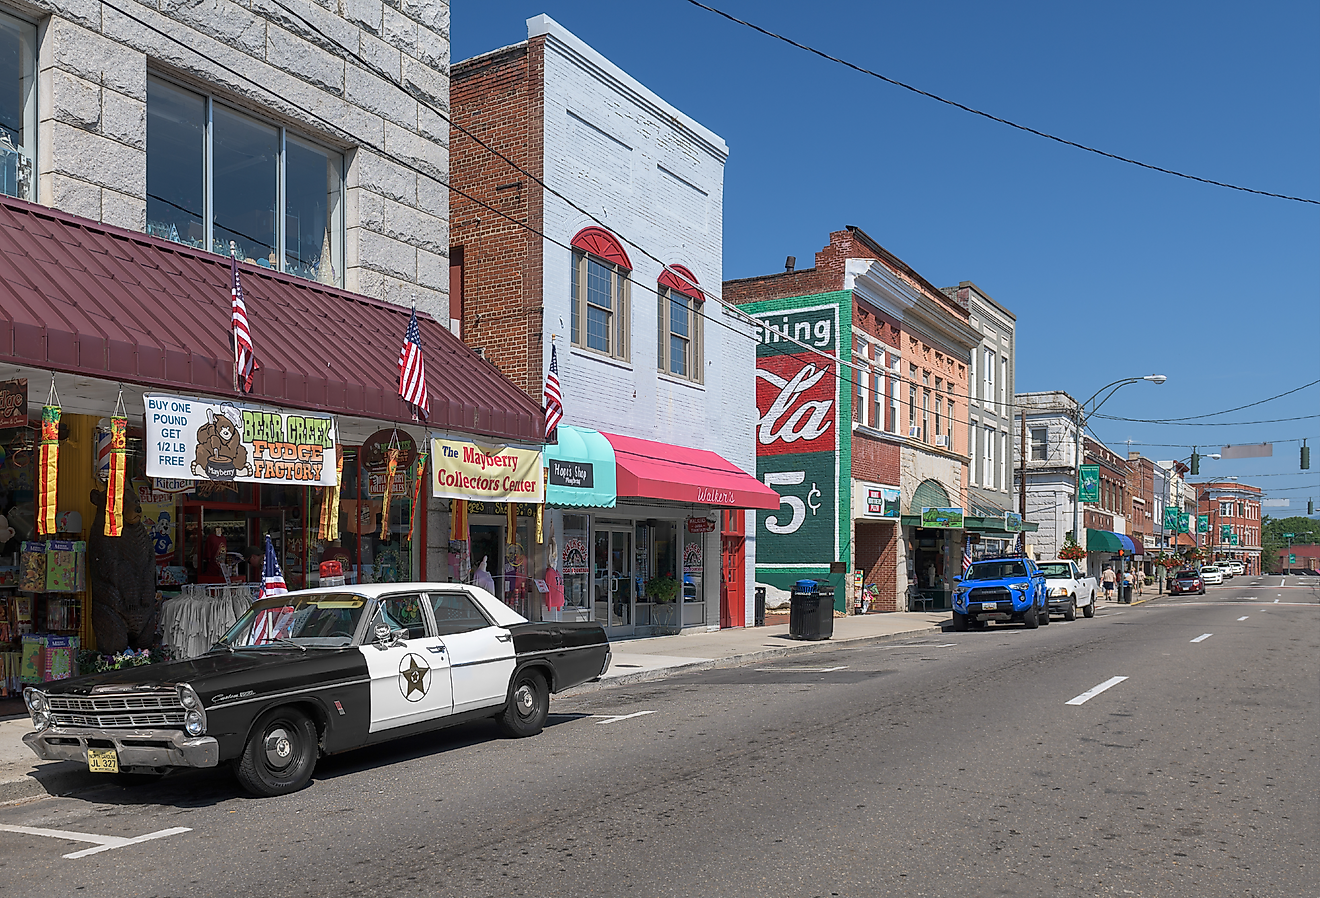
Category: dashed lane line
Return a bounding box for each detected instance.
[1191,633,1213,643]
[1066,676,1128,706]
[0,824,191,859]
[1238,616,1249,621]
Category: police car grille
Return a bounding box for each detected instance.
[48,693,185,728]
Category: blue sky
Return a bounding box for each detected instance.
[453,1,1320,514]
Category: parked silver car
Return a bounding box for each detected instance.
[1200,565,1224,585]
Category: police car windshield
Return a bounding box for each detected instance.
[218,594,367,649]
[965,561,1028,580]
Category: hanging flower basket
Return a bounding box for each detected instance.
[1058,542,1086,561]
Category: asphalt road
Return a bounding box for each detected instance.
[1,576,1315,898]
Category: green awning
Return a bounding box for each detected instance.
[545,425,616,508]
[1086,528,1129,554]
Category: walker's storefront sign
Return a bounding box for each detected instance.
[430,437,543,502]
[746,296,847,593]
[144,393,337,486]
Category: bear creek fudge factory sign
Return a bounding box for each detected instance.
[143,393,337,486]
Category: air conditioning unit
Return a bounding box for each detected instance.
[935,434,949,448]
[908,426,922,438]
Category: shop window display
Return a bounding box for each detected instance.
[0,10,35,201]
[145,76,344,286]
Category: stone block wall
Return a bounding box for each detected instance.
[27,0,449,318]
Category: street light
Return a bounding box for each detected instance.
[1072,375,1167,548]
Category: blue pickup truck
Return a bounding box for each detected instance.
[951,556,1049,631]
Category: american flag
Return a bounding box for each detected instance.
[962,538,974,576]
[255,534,287,601]
[543,343,563,439]
[230,249,256,393]
[398,306,430,421]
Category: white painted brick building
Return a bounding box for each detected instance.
[452,16,763,634]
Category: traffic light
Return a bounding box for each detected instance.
[1190,450,1200,475]
[1310,499,1316,515]
[1303,441,1311,470]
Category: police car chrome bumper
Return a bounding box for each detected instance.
[24,726,219,769]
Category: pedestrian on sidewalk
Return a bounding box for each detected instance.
[1101,565,1117,601]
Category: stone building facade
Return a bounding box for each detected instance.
[1013,390,1080,561]
[9,0,450,319]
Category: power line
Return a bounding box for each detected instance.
[1092,414,1319,426]
[682,0,1320,206]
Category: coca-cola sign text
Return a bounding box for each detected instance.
[755,357,836,456]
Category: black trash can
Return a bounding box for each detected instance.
[754,586,766,627]
[1120,582,1133,604]
[789,581,834,640]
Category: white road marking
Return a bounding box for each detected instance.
[1274,598,1280,603]
[0,824,191,859]
[936,643,958,648]
[754,665,849,672]
[1280,579,1286,587]
[1238,616,1249,621]
[594,711,657,725]
[1066,676,1128,706]
[1191,633,1213,643]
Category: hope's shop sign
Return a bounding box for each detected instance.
[144,393,336,486]
[745,297,845,587]
[430,437,543,502]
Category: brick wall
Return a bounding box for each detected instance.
[30,0,451,319]
[450,37,545,397]
[856,521,899,612]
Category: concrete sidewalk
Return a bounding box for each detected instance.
[0,610,948,803]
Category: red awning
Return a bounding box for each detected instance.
[0,196,543,442]
[601,431,780,510]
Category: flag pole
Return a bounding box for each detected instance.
[230,241,239,393]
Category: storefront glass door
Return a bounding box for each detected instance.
[594,529,633,633]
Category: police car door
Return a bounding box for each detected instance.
[359,592,455,733]
[428,589,517,714]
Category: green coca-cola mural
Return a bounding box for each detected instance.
[743,292,852,606]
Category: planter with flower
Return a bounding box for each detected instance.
[1057,541,1086,562]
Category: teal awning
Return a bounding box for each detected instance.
[1086,529,1136,554]
[545,425,617,508]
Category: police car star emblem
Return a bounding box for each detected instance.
[399,653,431,701]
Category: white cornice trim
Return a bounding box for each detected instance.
[845,258,917,320]
[529,15,729,161]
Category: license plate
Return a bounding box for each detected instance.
[980,602,998,611]
[87,747,119,774]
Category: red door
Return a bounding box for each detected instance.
[719,510,746,628]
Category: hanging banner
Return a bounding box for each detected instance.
[362,428,418,496]
[430,436,543,502]
[144,393,336,486]
[0,379,27,429]
[1078,465,1100,503]
[104,416,128,537]
[1163,504,1179,531]
[1197,514,1209,533]
[36,405,60,536]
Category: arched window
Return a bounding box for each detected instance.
[570,227,630,360]
[656,265,703,382]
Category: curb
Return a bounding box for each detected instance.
[561,623,944,696]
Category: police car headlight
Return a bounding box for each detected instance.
[177,685,206,735]
[23,688,46,714]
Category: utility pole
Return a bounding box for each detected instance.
[1019,412,1027,552]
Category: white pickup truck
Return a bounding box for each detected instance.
[1037,559,1098,620]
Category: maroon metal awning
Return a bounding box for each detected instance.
[0,196,542,443]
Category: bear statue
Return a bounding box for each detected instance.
[88,485,159,653]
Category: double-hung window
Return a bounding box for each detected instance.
[984,350,996,410]
[571,251,629,360]
[657,265,702,380]
[658,285,700,379]
[145,76,344,286]
[0,10,36,201]
[1031,427,1048,460]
